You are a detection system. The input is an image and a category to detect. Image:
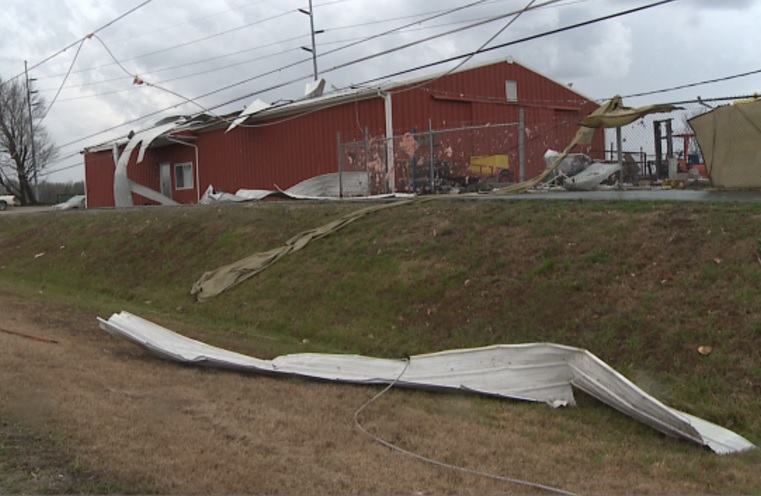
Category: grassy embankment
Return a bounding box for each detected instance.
[0,198,760,492]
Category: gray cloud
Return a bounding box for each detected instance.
[2,0,760,181]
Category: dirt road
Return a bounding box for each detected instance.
[0,291,755,494]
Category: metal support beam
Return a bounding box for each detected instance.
[428,119,434,193]
[383,92,394,192]
[519,108,525,182]
[616,126,624,189]
[337,131,343,198]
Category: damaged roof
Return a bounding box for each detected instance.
[81,57,595,154]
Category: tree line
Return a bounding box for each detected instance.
[0,75,58,205]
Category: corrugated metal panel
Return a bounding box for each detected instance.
[84,151,116,207]
[85,142,198,207]
[85,60,605,205]
[198,97,387,193]
[100,311,757,455]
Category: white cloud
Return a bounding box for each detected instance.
[2,0,761,182]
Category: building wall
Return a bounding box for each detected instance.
[386,61,601,180]
[85,61,603,206]
[85,143,197,207]
[196,97,386,194]
[84,151,116,207]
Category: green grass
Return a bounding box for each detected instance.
[1,199,761,464]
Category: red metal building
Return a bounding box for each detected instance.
[84,59,603,207]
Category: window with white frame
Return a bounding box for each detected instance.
[174,163,193,190]
[505,80,518,102]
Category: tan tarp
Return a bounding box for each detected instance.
[192,96,679,301]
[578,96,680,129]
[191,200,420,301]
[490,95,668,194]
[689,99,761,189]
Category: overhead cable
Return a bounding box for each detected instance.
[619,67,761,99]
[35,8,297,82]
[40,37,88,122]
[201,0,563,113]
[55,0,677,151]
[357,0,680,86]
[1,0,156,87]
[390,0,547,95]
[91,34,219,117]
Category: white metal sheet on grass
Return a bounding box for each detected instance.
[98,311,756,455]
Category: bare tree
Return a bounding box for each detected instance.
[0,76,57,204]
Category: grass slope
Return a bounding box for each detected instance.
[1,199,760,491]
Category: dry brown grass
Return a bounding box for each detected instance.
[1,291,759,495]
[1,200,761,494]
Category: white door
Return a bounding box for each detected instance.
[159,163,172,198]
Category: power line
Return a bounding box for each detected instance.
[1,0,157,87]
[51,0,499,149]
[40,38,88,122]
[35,3,494,85]
[37,0,586,99]
[45,151,82,167]
[38,162,82,178]
[34,8,298,82]
[352,361,579,496]
[194,0,557,113]
[54,47,303,103]
[91,34,219,116]
[54,0,676,153]
[390,0,548,96]
[619,67,761,99]
[58,6,564,105]
[235,0,547,127]
[101,0,274,48]
[356,0,681,87]
[39,9,506,95]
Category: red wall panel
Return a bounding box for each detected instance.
[196,96,386,193]
[86,60,604,206]
[85,142,198,207]
[84,151,116,207]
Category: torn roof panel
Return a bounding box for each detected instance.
[98,311,756,455]
[82,57,599,155]
[225,99,270,133]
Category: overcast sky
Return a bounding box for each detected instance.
[1,0,759,182]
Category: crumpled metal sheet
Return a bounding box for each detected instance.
[99,311,756,455]
[226,99,271,134]
[114,122,179,207]
[564,162,622,190]
[199,173,402,204]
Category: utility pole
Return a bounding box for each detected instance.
[299,0,323,81]
[24,60,39,204]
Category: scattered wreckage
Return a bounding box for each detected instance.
[99,311,755,455]
[200,172,414,204]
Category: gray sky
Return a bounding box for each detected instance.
[1,0,759,182]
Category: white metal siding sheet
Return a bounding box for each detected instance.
[99,311,756,455]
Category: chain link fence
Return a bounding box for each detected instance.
[595,96,758,185]
[337,96,760,194]
[337,113,593,195]
[338,122,525,196]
